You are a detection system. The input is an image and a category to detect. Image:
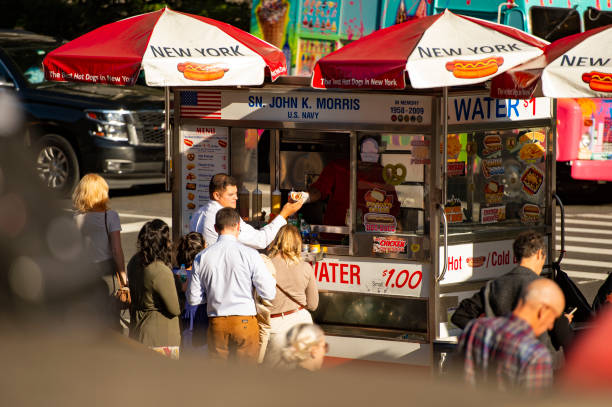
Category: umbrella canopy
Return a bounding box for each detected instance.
[43,7,287,87]
[311,9,547,90]
[491,24,612,99]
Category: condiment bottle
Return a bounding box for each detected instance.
[238,185,250,220]
[271,187,281,215]
[252,187,263,221]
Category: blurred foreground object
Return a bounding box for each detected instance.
[562,307,612,391]
[0,89,108,333]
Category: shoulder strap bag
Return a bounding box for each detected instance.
[105,211,131,305]
[275,283,306,309]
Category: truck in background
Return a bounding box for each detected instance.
[424,0,612,196]
[251,0,612,196]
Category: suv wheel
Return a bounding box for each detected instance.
[35,135,79,196]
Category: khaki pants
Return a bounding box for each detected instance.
[208,315,260,363]
[264,308,313,367]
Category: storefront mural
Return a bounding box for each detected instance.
[251,0,430,75]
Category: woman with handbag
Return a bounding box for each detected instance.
[128,219,181,359]
[72,173,128,331]
[264,225,319,367]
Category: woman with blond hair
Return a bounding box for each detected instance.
[72,173,127,330]
[281,323,327,371]
[264,224,318,366]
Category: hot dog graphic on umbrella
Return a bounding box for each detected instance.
[446,56,504,79]
[582,71,612,93]
[177,62,229,81]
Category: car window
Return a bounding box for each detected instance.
[4,45,54,85]
[0,61,13,85]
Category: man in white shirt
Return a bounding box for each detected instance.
[187,207,276,363]
[189,173,302,249]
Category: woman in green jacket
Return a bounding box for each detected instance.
[128,219,181,359]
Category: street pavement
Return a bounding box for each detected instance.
[108,185,172,261]
[555,206,612,304]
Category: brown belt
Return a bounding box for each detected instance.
[270,306,304,318]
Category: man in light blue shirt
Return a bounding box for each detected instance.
[187,207,276,363]
[189,173,302,249]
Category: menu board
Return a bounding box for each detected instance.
[445,128,547,227]
[180,125,229,234]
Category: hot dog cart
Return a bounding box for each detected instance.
[172,76,555,368]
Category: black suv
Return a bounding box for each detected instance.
[0,30,165,195]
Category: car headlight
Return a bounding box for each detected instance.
[85,109,130,142]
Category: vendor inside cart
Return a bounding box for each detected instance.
[308,136,400,228]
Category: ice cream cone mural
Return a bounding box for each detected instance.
[256,0,290,48]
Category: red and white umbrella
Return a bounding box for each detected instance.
[491,25,612,99]
[312,9,547,90]
[43,7,287,87]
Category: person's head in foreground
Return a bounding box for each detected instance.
[209,173,238,208]
[175,232,204,268]
[281,323,327,371]
[137,219,172,267]
[513,230,547,275]
[267,224,302,265]
[72,173,109,212]
[214,207,241,237]
[514,278,565,336]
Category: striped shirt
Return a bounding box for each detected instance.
[458,314,553,392]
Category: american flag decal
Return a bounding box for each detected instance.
[180,91,221,119]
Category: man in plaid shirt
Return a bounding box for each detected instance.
[457,279,565,391]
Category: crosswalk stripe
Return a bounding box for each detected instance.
[554,257,612,268]
[570,213,612,220]
[117,213,172,234]
[121,221,147,234]
[556,226,612,236]
[117,213,172,223]
[555,235,612,245]
[558,218,612,227]
[555,244,612,256]
[562,270,609,280]
[121,220,173,234]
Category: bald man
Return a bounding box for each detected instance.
[457,279,565,392]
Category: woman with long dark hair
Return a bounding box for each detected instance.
[128,219,181,359]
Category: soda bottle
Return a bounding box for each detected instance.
[300,216,310,235]
[288,214,299,228]
[309,232,321,254]
[178,264,188,283]
[271,187,281,215]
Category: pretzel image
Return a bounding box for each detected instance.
[177,62,229,81]
[582,71,612,93]
[519,143,545,161]
[445,56,504,79]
